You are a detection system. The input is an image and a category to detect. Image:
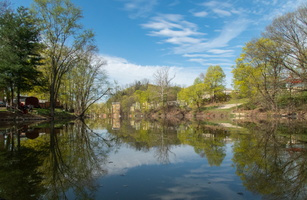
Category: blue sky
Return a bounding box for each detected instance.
[14,0,304,88]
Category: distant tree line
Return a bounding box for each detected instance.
[103,65,228,117]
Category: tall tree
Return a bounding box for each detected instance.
[203,65,225,102]
[32,0,95,118]
[233,38,285,110]
[70,47,109,118]
[0,6,42,107]
[153,67,175,105]
[264,4,307,83]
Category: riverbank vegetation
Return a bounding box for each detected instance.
[0,0,110,119]
[232,5,307,114]
[0,0,306,119]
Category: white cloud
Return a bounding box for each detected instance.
[193,11,208,17]
[168,0,180,7]
[165,37,203,45]
[123,0,158,18]
[207,49,234,54]
[183,53,234,58]
[104,145,199,176]
[173,18,249,54]
[188,58,208,65]
[213,8,232,17]
[202,1,231,8]
[142,14,205,46]
[261,0,304,21]
[201,0,237,17]
[102,55,204,87]
[149,28,201,38]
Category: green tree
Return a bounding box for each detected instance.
[32,0,95,118]
[203,65,225,102]
[178,83,205,110]
[232,38,285,110]
[193,72,205,85]
[232,54,256,98]
[0,6,42,107]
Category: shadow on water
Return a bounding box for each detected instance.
[0,118,306,199]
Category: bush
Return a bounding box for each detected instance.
[239,101,257,110]
[277,91,307,109]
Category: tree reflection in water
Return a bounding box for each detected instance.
[0,120,116,200]
[0,124,47,200]
[232,120,307,200]
[0,118,307,199]
[177,120,229,166]
[42,120,115,200]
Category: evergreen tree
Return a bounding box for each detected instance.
[0,6,42,107]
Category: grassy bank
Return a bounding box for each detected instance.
[0,107,75,120]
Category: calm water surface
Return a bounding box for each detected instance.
[0,119,307,200]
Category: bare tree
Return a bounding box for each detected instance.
[0,0,11,15]
[71,47,110,118]
[153,67,175,105]
[264,4,307,82]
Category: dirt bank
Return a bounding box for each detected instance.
[0,110,48,121]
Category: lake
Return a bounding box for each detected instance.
[0,118,307,200]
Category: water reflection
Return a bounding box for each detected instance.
[232,120,307,200]
[0,119,306,199]
[0,120,115,200]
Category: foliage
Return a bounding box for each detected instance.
[233,5,307,111]
[65,47,109,117]
[277,91,307,110]
[233,121,307,199]
[0,6,42,106]
[107,80,181,115]
[239,101,258,110]
[233,38,285,110]
[178,83,206,110]
[32,0,95,118]
[203,65,226,102]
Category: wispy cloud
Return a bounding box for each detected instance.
[187,58,208,66]
[172,18,250,54]
[260,0,304,21]
[201,0,237,17]
[183,53,234,58]
[213,8,232,17]
[207,49,234,54]
[168,0,181,7]
[193,11,208,17]
[140,6,249,72]
[142,14,205,45]
[122,0,158,18]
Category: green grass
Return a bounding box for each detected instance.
[34,108,75,118]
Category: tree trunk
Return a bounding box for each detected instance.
[50,82,55,119]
